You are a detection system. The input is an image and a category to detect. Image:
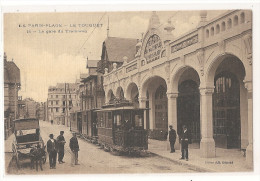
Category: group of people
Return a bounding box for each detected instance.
[168,125,191,161]
[44,131,80,170]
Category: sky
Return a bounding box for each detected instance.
[4,10,226,102]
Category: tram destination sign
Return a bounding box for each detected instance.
[171,35,198,53]
[144,34,162,64]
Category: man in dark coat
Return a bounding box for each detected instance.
[180,125,191,161]
[69,133,79,166]
[57,131,66,164]
[32,144,44,171]
[47,134,57,169]
[169,125,177,153]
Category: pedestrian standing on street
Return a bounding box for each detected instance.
[57,131,66,164]
[180,125,191,161]
[34,144,44,171]
[47,134,57,169]
[69,133,80,167]
[169,125,176,153]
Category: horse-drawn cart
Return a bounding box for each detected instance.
[12,118,46,168]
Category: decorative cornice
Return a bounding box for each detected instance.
[166,92,178,99]
[199,87,215,95]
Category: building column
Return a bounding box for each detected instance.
[139,97,147,129]
[200,87,216,158]
[245,81,253,167]
[167,92,180,150]
[149,91,154,130]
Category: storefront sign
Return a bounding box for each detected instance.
[144,34,162,64]
[126,63,137,73]
[171,35,198,53]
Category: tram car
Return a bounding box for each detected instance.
[95,102,148,153]
[70,109,98,139]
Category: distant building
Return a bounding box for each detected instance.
[24,98,37,118]
[4,53,21,139]
[17,96,26,118]
[80,60,105,111]
[47,82,80,126]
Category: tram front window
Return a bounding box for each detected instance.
[134,115,143,129]
[114,114,122,130]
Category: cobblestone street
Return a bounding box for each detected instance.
[6,121,196,174]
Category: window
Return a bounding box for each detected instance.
[51,108,53,113]
[210,27,214,36]
[227,18,232,29]
[134,114,143,128]
[216,24,220,34]
[234,15,238,26]
[63,101,65,106]
[51,101,53,105]
[240,12,245,24]
[56,108,59,112]
[62,108,65,113]
[56,101,58,105]
[56,95,58,98]
[69,95,71,99]
[90,82,92,94]
[206,29,209,38]
[221,22,226,31]
[63,95,65,98]
[51,95,53,98]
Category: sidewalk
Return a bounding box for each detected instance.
[4,132,15,173]
[148,139,253,172]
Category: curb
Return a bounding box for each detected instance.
[148,151,215,172]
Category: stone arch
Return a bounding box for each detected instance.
[106,89,114,103]
[125,82,139,101]
[206,53,247,149]
[140,74,168,97]
[170,65,201,93]
[205,53,249,86]
[115,86,125,100]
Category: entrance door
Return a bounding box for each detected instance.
[154,85,168,135]
[213,71,241,149]
[177,80,200,143]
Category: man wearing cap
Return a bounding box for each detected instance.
[169,125,176,153]
[57,131,66,164]
[180,125,191,161]
[47,134,57,169]
[69,132,80,166]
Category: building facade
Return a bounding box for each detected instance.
[102,11,253,166]
[4,53,21,139]
[80,60,105,111]
[24,98,38,118]
[47,82,80,126]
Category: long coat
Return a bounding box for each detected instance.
[47,139,57,153]
[69,137,79,152]
[169,129,176,142]
[56,135,66,152]
[180,129,191,149]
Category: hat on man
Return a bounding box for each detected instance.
[60,131,64,134]
[169,125,173,128]
[49,134,54,138]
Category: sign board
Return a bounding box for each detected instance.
[144,34,162,64]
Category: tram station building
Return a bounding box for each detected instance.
[101,10,253,166]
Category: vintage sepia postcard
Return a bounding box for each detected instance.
[1,2,260,180]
